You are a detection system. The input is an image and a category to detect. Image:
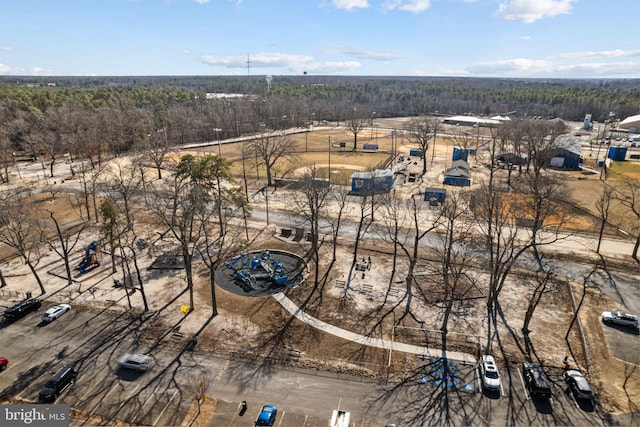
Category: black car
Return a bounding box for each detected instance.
[3,298,41,321]
[38,366,76,402]
[564,369,594,401]
[523,362,552,399]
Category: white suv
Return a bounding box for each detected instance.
[480,355,501,392]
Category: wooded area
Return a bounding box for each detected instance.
[0,75,638,178]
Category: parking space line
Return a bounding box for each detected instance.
[301,414,308,426]
[276,410,286,427]
[152,389,178,426]
[76,374,109,404]
[114,384,139,413]
[517,369,530,400]
[86,380,121,415]
[214,360,229,382]
[131,385,174,424]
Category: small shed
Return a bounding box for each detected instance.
[363,144,379,151]
[607,146,628,161]
[452,147,470,161]
[548,137,582,169]
[409,148,424,157]
[443,160,471,186]
[424,187,447,203]
[351,169,394,194]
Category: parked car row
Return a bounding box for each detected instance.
[2,298,72,324]
[2,297,154,404]
[479,355,595,404]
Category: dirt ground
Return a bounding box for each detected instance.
[1,124,639,419]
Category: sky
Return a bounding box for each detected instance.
[1,0,639,78]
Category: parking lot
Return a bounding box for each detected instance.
[0,300,616,426]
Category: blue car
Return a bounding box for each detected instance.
[255,404,277,426]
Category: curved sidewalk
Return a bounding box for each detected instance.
[272,293,477,365]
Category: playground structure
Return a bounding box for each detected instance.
[77,241,102,274]
[233,250,288,289]
[215,249,308,297]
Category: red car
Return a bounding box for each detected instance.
[0,357,8,371]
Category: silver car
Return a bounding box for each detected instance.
[117,353,153,371]
[564,370,594,401]
[601,311,638,328]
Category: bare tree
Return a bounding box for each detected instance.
[522,264,561,356]
[431,193,476,340]
[520,119,568,174]
[614,178,640,262]
[377,192,409,293]
[326,185,351,266]
[394,195,440,323]
[293,166,332,291]
[513,171,571,268]
[247,133,296,186]
[100,159,151,310]
[472,130,531,351]
[45,207,87,286]
[143,126,171,180]
[405,118,438,174]
[347,118,368,152]
[595,183,615,255]
[0,194,47,294]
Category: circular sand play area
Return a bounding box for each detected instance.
[215,249,308,297]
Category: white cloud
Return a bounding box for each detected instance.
[193,0,210,4]
[556,49,640,59]
[496,0,575,24]
[0,64,57,76]
[469,58,554,75]
[467,56,640,77]
[201,52,313,69]
[200,52,361,74]
[332,0,369,11]
[330,45,400,61]
[293,61,361,74]
[382,0,431,13]
[520,36,532,41]
[1,46,14,52]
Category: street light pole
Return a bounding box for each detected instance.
[213,128,222,156]
[371,112,376,139]
[257,123,265,183]
[328,135,332,185]
[391,130,396,168]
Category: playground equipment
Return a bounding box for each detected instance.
[228,250,289,289]
[256,250,288,285]
[77,241,101,274]
[230,250,289,291]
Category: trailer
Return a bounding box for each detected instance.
[329,409,351,427]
